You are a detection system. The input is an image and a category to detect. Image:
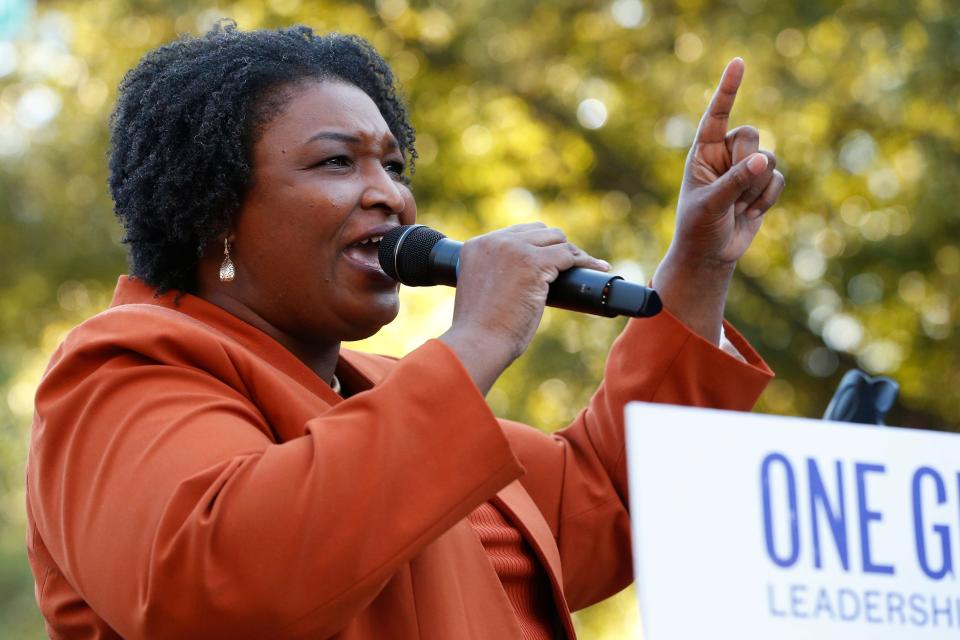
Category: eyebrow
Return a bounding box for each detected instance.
[305,131,399,151]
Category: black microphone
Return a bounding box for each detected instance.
[378,224,662,318]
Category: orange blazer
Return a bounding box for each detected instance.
[27,276,771,639]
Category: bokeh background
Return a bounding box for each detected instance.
[1,0,959,637]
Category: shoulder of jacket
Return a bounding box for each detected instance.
[49,303,236,374]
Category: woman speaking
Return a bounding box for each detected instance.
[27,23,781,639]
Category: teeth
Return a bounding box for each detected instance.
[352,235,384,248]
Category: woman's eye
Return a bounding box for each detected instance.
[316,156,350,168]
[385,161,405,176]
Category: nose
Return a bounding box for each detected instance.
[360,162,407,218]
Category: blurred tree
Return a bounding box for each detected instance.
[1,0,958,637]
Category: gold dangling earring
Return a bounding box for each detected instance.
[219,238,236,282]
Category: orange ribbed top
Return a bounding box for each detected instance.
[467,502,559,639]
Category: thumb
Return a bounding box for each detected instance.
[703,152,768,213]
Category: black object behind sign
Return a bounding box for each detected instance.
[823,369,899,426]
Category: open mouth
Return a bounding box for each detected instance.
[343,234,385,271]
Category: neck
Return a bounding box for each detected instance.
[198,289,341,383]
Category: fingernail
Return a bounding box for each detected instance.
[735,201,748,215]
[747,153,768,175]
[599,260,611,270]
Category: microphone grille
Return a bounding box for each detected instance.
[378,227,406,280]
[378,225,446,285]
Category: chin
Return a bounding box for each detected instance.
[340,301,400,342]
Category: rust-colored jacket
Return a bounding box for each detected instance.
[27,276,771,639]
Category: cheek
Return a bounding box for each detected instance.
[281,188,351,239]
[309,190,346,213]
[400,189,418,225]
[245,208,337,276]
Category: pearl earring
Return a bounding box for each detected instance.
[219,238,236,282]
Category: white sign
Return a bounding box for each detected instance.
[625,403,960,639]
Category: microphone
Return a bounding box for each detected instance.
[378,224,662,318]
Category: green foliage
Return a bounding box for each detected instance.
[1,0,958,636]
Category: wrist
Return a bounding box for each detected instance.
[652,248,735,345]
[657,244,737,289]
[662,238,739,274]
[438,325,518,396]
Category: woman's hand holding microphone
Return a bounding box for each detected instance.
[439,223,610,395]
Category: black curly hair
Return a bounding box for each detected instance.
[108,21,416,294]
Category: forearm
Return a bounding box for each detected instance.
[506,310,772,609]
[438,326,516,396]
[651,247,735,346]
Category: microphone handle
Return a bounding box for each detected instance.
[427,238,661,318]
[427,237,460,286]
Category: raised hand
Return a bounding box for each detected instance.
[653,58,785,344]
[676,57,784,265]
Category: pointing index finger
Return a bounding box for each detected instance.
[695,57,745,145]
